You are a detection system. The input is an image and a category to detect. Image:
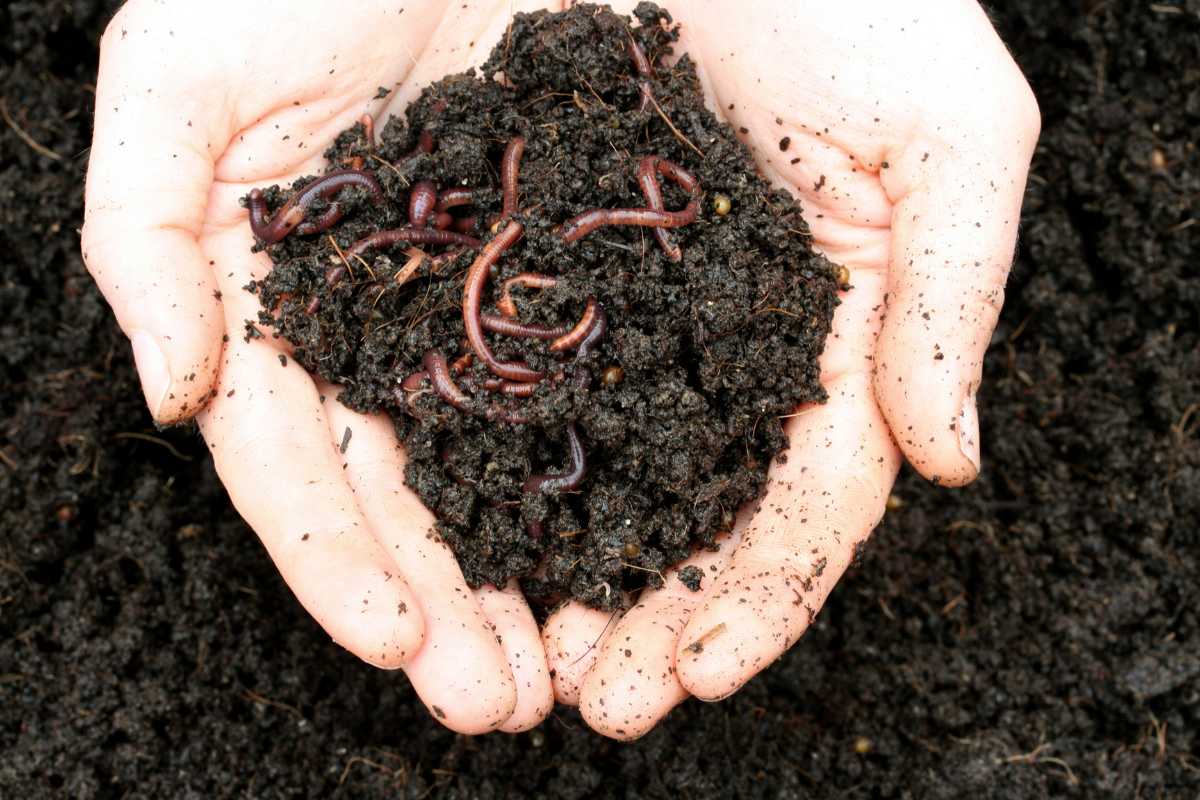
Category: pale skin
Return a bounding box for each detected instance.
[82,0,1039,738]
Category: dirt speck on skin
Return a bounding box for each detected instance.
[251,4,838,610]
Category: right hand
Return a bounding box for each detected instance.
[81,0,559,734]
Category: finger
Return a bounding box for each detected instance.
[195,341,424,669]
[474,581,555,733]
[82,12,229,423]
[675,373,902,701]
[872,84,1040,487]
[578,535,738,740]
[321,402,518,735]
[543,603,623,706]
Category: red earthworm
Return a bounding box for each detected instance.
[549,299,600,352]
[497,273,558,318]
[248,170,384,244]
[411,130,434,157]
[294,203,346,236]
[484,378,539,397]
[408,180,438,227]
[485,406,530,425]
[437,187,475,212]
[651,156,701,194]
[573,301,608,359]
[325,264,347,286]
[347,227,481,258]
[559,204,698,242]
[305,295,320,315]
[453,216,479,234]
[627,33,655,111]
[423,349,472,411]
[566,302,608,392]
[637,157,681,261]
[400,369,429,391]
[523,422,586,494]
[462,221,543,383]
[500,136,525,218]
[433,212,454,230]
[481,313,568,340]
[450,351,474,375]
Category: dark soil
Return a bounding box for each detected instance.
[250,3,837,609]
[1,1,1197,798]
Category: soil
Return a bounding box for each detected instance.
[249,3,837,609]
[1,1,1197,798]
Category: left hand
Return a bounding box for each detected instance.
[542,0,1040,739]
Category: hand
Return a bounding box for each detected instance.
[542,0,1040,738]
[81,0,563,734]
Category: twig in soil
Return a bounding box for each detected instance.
[644,91,705,160]
[0,97,62,161]
[0,448,18,470]
[620,561,666,586]
[338,756,406,787]
[999,739,1079,786]
[683,622,727,654]
[241,689,303,720]
[1172,402,1198,439]
[112,432,193,462]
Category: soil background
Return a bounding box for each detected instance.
[2,2,1197,798]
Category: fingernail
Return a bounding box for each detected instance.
[957,391,981,474]
[129,329,171,419]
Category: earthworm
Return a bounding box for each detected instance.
[559,205,698,242]
[410,130,434,158]
[481,313,568,340]
[637,156,680,261]
[408,180,438,227]
[501,136,526,218]
[560,156,700,243]
[248,170,384,244]
[568,302,608,391]
[462,221,543,383]
[359,113,376,152]
[437,187,475,212]
[422,349,472,411]
[549,298,601,352]
[347,227,481,258]
[294,204,347,236]
[627,33,654,111]
[450,351,474,375]
[453,216,479,234]
[497,273,558,318]
[433,212,454,230]
[523,422,587,494]
[400,369,429,392]
[485,406,530,425]
[483,378,539,397]
[572,301,608,359]
[650,156,701,194]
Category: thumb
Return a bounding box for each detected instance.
[81,12,226,424]
[874,83,1040,486]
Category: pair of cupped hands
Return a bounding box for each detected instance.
[82,0,1038,738]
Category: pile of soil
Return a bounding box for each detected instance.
[249,3,836,608]
[1,1,1196,798]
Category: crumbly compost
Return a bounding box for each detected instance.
[249,3,838,609]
